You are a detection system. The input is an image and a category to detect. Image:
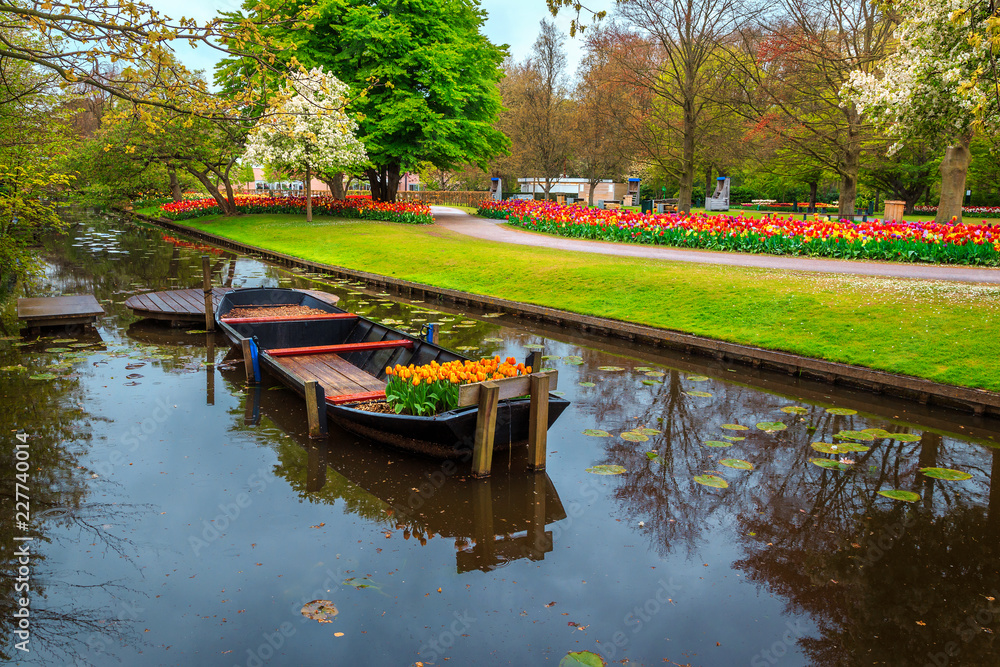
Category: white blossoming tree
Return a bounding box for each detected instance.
[243,68,368,221]
[844,0,1000,224]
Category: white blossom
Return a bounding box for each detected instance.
[243,68,368,175]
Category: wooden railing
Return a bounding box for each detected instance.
[397,191,492,208]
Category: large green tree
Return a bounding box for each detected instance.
[223,0,508,202]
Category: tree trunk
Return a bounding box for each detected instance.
[934,136,973,224]
[808,181,818,212]
[187,168,235,216]
[168,165,182,202]
[678,103,696,214]
[837,149,859,218]
[704,165,712,205]
[305,162,312,223]
[588,179,598,206]
[367,164,402,203]
[331,172,345,199]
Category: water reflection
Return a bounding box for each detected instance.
[2,209,999,665]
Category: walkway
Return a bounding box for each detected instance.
[431,206,1000,284]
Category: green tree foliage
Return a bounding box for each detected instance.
[221,0,508,201]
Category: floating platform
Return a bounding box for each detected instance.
[125,288,339,325]
[18,295,104,330]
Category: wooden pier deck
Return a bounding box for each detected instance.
[126,288,339,325]
[18,295,104,330]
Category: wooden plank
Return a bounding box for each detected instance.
[309,354,385,392]
[275,354,384,396]
[202,256,214,331]
[327,390,386,405]
[527,373,550,471]
[471,382,499,478]
[221,313,357,325]
[458,370,558,407]
[17,295,103,320]
[144,291,179,315]
[267,339,411,357]
[168,289,201,314]
[241,338,257,383]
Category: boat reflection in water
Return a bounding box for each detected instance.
[228,369,567,574]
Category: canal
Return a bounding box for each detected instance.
[1,209,998,665]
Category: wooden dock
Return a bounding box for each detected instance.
[18,295,104,330]
[125,288,339,325]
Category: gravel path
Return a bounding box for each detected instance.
[431,206,1000,284]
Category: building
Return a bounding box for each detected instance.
[239,168,422,195]
[516,177,628,202]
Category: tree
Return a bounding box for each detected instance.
[243,69,367,221]
[595,0,739,214]
[731,0,895,217]
[228,0,508,202]
[499,21,574,201]
[573,33,634,206]
[844,0,1000,223]
[860,142,939,215]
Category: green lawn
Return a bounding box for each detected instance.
[183,213,1000,391]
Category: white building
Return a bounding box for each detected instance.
[517,177,628,202]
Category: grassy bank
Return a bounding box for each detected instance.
[182,213,1000,391]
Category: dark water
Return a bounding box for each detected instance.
[2,210,999,666]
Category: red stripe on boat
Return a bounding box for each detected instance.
[220,313,358,324]
[267,339,415,357]
[326,390,386,405]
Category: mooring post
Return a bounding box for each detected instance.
[305,380,328,438]
[240,338,257,384]
[202,255,215,331]
[526,349,542,373]
[527,372,550,471]
[471,381,499,478]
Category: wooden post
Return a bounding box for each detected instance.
[306,440,327,492]
[202,255,215,331]
[305,380,328,438]
[527,372,550,471]
[526,349,542,373]
[243,385,262,425]
[206,332,215,406]
[240,338,256,384]
[471,381,499,478]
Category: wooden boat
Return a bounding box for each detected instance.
[215,288,569,458]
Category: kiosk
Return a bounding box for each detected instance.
[489,177,503,201]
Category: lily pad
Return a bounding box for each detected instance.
[634,366,654,372]
[703,440,732,448]
[834,430,875,442]
[641,379,659,386]
[620,432,649,443]
[559,651,606,667]
[0,335,22,341]
[633,427,661,435]
[45,347,72,353]
[69,343,94,348]
[586,464,626,475]
[563,359,585,365]
[694,474,729,489]
[185,330,209,334]
[578,381,596,388]
[809,457,849,471]
[685,390,712,398]
[812,441,870,454]
[919,467,973,481]
[780,406,808,415]
[455,346,479,351]
[720,458,753,470]
[51,338,77,343]
[598,365,625,371]
[721,435,745,442]
[541,355,560,360]
[482,337,504,343]
[29,373,59,381]
[300,600,338,623]
[889,432,922,442]
[646,451,665,463]
[756,421,787,433]
[582,429,611,437]
[878,489,920,502]
[826,407,858,416]
[524,344,545,350]
[721,424,749,431]
[861,428,892,438]
[1,365,26,372]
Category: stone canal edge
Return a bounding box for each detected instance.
[126,211,1000,419]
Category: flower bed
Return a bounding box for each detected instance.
[477,200,1000,265]
[914,205,1000,218]
[384,356,532,416]
[158,194,434,224]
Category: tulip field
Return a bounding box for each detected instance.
[159,194,434,225]
[477,200,1000,266]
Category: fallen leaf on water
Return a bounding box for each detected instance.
[310,523,326,529]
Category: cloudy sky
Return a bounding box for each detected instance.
[153,0,611,82]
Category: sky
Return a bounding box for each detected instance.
[152,0,611,82]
